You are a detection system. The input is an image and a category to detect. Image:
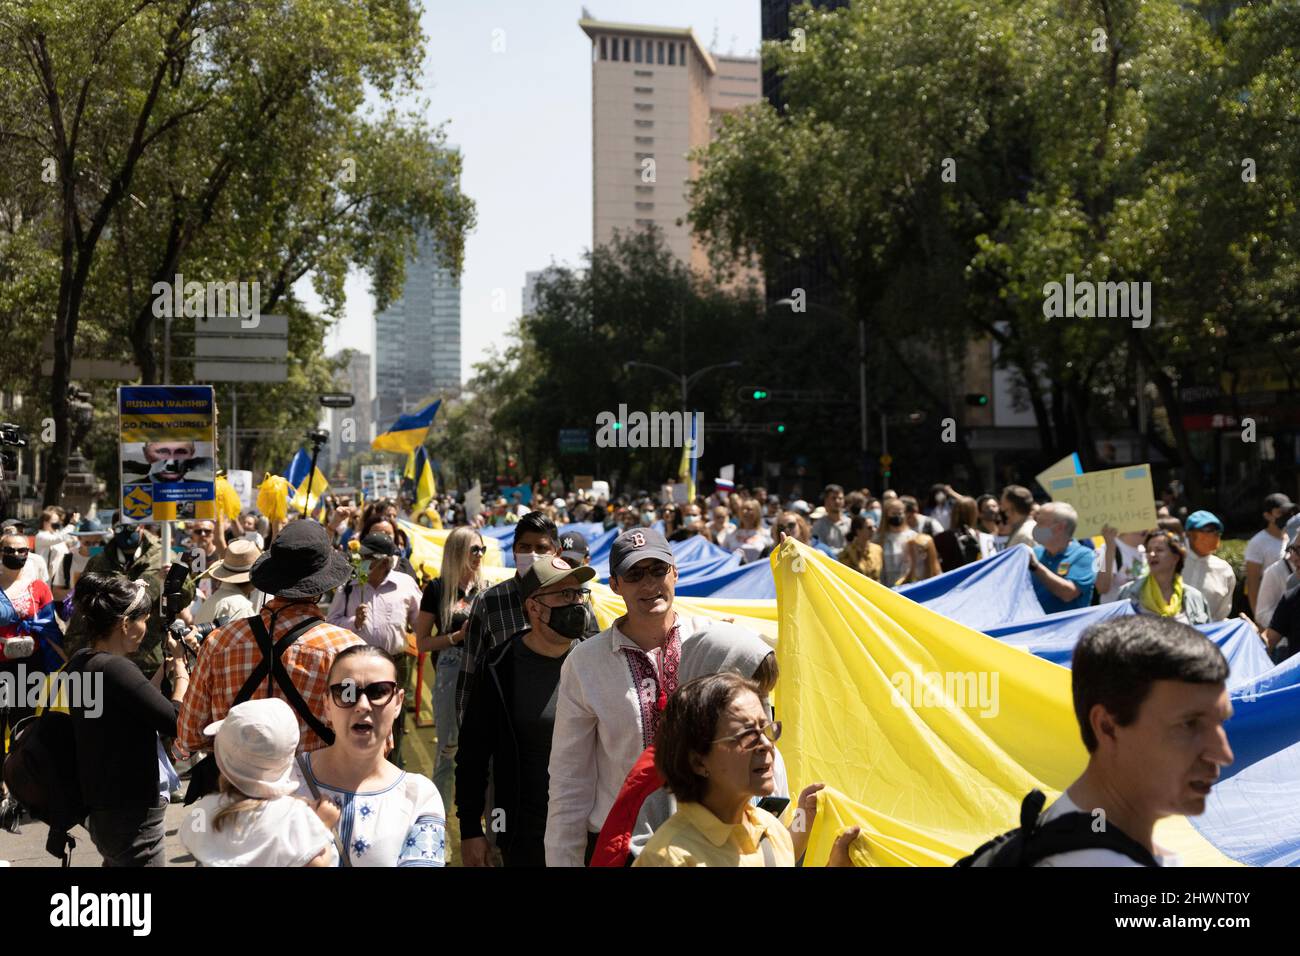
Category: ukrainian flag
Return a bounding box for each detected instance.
[284,448,312,489]
[413,446,437,514]
[372,400,441,454]
[290,466,329,514]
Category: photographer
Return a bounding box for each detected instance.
[64,522,193,678]
[413,527,486,809]
[66,572,189,866]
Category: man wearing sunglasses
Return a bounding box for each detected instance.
[457,555,597,867]
[545,527,714,867]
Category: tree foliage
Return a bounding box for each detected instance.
[0,0,474,503]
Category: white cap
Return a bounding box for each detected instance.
[204,698,301,799]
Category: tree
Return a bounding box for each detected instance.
[690,0,1299,503]
[0,0,474,505]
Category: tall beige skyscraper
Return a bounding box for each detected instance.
[579,17,762,276]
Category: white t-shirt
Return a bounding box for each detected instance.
[48,545,90,590]
[1255,557,1295,631]
[881,529,917,587]
[290,754,447,867]
[34,529,67,564]
[1182,552,1237,622]
[181,793,337,867]
[723,527,771,564]
[1094,539,1147,603]
[1245,529,1287,575]
[1034,793,1178,867]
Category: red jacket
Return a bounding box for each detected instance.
[589,745,663,867]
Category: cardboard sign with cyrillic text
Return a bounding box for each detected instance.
[1047,464,1157,537]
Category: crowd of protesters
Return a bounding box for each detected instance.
[0,473,1293,868]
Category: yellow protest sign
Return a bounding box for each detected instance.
[1045,464,1157,536]
[1034,453,1081,494]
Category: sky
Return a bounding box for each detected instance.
[296,0,761,393]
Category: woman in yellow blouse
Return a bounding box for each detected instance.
[634,673,859,867]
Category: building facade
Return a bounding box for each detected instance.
[580,17,761,275]
[374,231,462,428]
[327,349,372,475]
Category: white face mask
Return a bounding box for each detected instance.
[515,552,537,575]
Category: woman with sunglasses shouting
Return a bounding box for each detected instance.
[414,526,486,810]
[290,644,446,866]
[634,673,860,867]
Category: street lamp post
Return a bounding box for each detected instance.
[622,359,741,466]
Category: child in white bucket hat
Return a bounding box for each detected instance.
[181,698,340,867]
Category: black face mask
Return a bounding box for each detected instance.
[2,554,27,571]
[888,515,905,527]
[544,603,587,641]
[1276,515,1290,531]
[113,527,141,553]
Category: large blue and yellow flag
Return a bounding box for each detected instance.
[770,538,1239,867]
[373,400,441,454]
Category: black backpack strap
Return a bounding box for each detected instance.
[233,614,334,745]
[1020,812,1161,868]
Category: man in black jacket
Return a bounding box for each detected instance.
[456,555,595,867]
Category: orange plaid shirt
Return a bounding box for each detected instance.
[177,597,363,754]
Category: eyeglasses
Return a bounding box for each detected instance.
[619,563,672,583]
[713,720,782,751]
[469,545,487,556]
[534,587,591,604]
[1,547,29,556]
[328,680,399,708]
[191,529,213,537]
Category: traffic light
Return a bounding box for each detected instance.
[740,386,771,401]
[965,393,989,407]
[771,422,787,434]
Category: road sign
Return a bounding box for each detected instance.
[192,314,288,382]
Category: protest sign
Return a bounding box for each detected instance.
[226,469,254,510]
[1034,453,1082,495]
[1046,464,1157,537]
[118,386,216,522]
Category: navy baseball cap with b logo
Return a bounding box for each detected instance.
[610,527,674,578]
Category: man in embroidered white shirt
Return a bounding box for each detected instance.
[545,527,713,867]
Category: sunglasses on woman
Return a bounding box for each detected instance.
[469,545,487,556]
[1,546,29,556]
[713,720,782,751]
[328,680,399,707]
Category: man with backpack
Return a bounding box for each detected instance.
[176,521,362,798]
[959,615,1233,867]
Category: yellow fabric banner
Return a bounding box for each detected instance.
[770,538,1236,867]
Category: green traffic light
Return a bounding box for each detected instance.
[776,424,786,433]
[753,390,768,400]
